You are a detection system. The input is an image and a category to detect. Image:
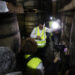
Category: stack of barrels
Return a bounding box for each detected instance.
[17,0,39,36]
[24,0,38,35]
[24,12,38,35]
[0,1,22,74]
[24,0,38,9]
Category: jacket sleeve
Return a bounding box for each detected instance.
[45,26,61,33]
[30,28,37,39]
[45,27,54,33]
[36,62,44,75]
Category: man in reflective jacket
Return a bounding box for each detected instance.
[30,22,54,48]
[23,38,44,75]
[30,21,56,62]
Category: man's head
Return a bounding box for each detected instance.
[38,21,44,30]
[23,38,37,54]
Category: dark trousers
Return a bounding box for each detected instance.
[36,46,46,60]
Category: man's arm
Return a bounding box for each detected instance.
[45,27,54,33]
[45,27,61,33]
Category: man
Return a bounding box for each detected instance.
[23,38,44,75]
[30,21,58,63]
[30,22,55,48]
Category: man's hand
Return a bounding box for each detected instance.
[36,36,41,40]
[53,57,59,63]
[53,56,61,63]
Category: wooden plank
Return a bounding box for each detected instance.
[58,0,75,12]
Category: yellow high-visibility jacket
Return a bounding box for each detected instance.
[35,26,47,48]
[25,54,44,75]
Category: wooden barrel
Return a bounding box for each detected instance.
[16,0,24,5]
[0,13,21,54]
[17,14,25,36]
[25,12,38,34]
[24,0,38,9]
